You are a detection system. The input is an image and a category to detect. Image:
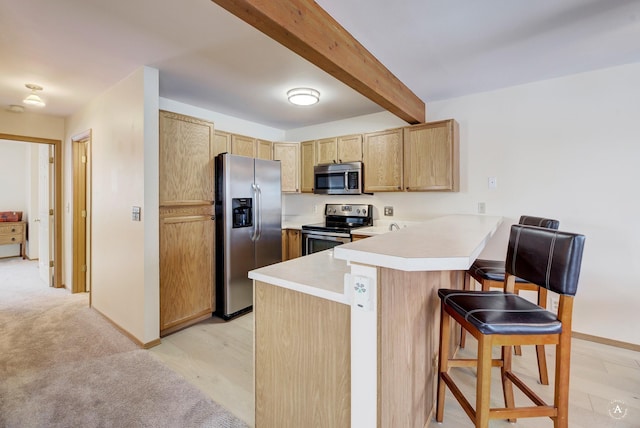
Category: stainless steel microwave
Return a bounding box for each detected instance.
[313,162,364,195]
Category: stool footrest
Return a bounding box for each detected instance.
[504,371,548,407]
[490,406,557,420]
[440,373,476,422]
[449,358,503,368]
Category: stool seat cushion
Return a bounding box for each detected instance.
[470,259,529,283]
[438,289,561,335]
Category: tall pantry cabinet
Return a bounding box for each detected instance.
[159,111,216,336]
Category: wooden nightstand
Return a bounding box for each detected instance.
[0,221,27,259]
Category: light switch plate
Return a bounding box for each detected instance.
[132,206,141,221]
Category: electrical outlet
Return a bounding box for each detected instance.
[551,296,559,312]
[384,206,394,216]
[478,202,486,214]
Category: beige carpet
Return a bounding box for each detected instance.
[0,258,248,428]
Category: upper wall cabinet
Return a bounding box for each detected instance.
[231,134,256,158]
[315,137,338,165]
[403,119,459,192]
[300,141,315,193]
[363,128,403,192]
[337,134,363,163]
[159,111,215,205]
[315,134,363,164]
[213,130,231,157]
[256,139,273,160]
[273,143,299,193]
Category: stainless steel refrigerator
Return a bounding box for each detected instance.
[215,153,282,319]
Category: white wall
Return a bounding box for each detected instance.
[284,62,640,346]
[65,67,160,345]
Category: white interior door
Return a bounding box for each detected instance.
[38,144,53,286]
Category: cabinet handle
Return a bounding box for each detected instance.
[11,237,16,242]
[11,228,16,232]
[211,216,215,221]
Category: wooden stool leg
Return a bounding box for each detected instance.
[475,335,492,427]
[537,287,549,385]
[460,273,470,348]
[501,345,516,423]
[554,333,572,428]
[436,303,451,422]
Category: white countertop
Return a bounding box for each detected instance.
[333,214,502,271]
[249,249,350,304]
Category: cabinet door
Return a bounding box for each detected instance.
[363,128,403,192]
[315,137,338,164]
[160,209,215,335]
[281,229,289,261]
[256,139,273,160]
[300,141,316,193]
[231,134,256,158]
[213,130,231,157]
[287,229,302,259]
[403,119,459,191]
[337,134,363,163]
[273,143,300,193]
[159,111,215,205]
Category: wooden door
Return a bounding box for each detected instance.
[337,134,363,163]
[231,134,256,158]
[363,128,403,192]
[403,119,459,191]
[159,110,215,336]
[315,137,337,164]
[300,141,315,193]
[273,143,299,193]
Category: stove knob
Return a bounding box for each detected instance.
[356,209,361,214]
[362,208,367,215]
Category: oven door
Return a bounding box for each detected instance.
[302,231,351,256]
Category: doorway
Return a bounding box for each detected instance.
[0,133,63,288]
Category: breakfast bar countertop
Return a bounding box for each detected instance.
[335,214,503,272]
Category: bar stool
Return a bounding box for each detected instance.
[460,215,559,385]
[436,224,585,428]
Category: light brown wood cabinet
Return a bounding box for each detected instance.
[273,143,299,193]
[256,139,273,160]
[0,221,26,259]
[315,137,338,165]
[231,134,256,158]
[363,128,404,192]
[403,119,459,191]
[159,110,215,336]
[213,130,231,157]
[281,229,302,261]
[300,141,315,193]
[315,134,363,164]
[337,134,363,162]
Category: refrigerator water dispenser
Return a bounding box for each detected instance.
[232,198,253,228]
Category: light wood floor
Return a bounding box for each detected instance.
[151,312,640,427]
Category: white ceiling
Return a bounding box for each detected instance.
[1,0,639,129]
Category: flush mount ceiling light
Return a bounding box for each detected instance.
[7,104,25,113]
[287,87,320,106]
[23,83,46,107]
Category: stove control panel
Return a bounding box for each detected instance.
[325,204,372,218]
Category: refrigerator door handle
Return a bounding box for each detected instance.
[251,183,259,241]
[255,183,263,240]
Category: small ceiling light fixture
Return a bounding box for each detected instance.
[23,83,46,107]
[7,104,25,113]
[287,87,320,106]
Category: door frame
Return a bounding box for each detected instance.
[0,133,63,288]
[72,130,91,294]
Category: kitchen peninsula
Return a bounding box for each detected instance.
[249,214,502,428]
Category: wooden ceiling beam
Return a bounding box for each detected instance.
[210,0,425,124]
